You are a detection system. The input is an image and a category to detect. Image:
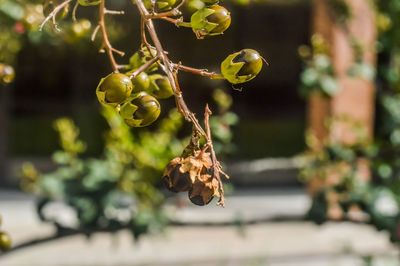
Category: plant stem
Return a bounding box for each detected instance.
[173,64,224,79]
[129,55,160,79]
[134,0,227,206]
[204,105,225,207]
[40,0,72,31]
[99,0,119,73]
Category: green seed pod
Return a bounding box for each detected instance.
[221,49,263,84]
[0,64,15,84]
[148,74,173,99]
[185,0,205,14]
[201,0,219,5]
[129,47,159,73]
[191,5,231,37]
[132,72,151,93]
[120,92,161,127]
[96,73,133,106]
[143,0,177,11]
[43,0,69,20]
[0,232,11,251]
[78,0,101,6]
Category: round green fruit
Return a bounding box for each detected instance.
[0,232,11,251]
[143,0,177,11]
[96,73,133,106]
[221,49,263,84]
[120,92,161,127]
[132,72,151,93]
[191,5,231,37]
[129,47,159,73]
[185,0,205,14]
[148,74,173,99]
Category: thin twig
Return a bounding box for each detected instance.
[146,9,181,19]
[158,16,191,27]
[99,0,120,72]
[104,9,125,15]
[204,105,226,207]
[134,0,188,115]
[91,24,101,41]
[72,0,79,22]
[129,55,160,79]
[173,63,224,79]
[145,0,185,19]
[40,0,72,31]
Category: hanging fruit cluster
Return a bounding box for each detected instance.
[0,216,11,252]
[40,0,265,206]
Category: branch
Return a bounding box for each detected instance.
[99,0,120,73]
[173,63,224,79]
[129,55,160,79]
[39,0,72,31]
[134,0,228,207]
[134,0,192,119]
[158,17,192,28]
[204,105,226,207]
[145,0,185,19]
[104,9,125,15]
[72,0,79,22]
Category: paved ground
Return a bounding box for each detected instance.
[0,188,399,266]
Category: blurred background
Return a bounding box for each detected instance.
[1,0,400,265]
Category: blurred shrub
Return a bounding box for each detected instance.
[298,34,339,98]
[20,89,237,238]
[298,117,374,223]
[299,0,400,244]
[21,107,184,238]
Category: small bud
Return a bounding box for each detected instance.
[191,5,231,37]
[221,49,263,84]
[144,0,177,11]
[78,0,101,6]
[129,47,159,73]
[120,92,161,127]
[96,73,133,106]
[148,74,174,99]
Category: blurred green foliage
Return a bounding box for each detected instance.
[21,107,183,238]
[20,88,237,237]
[298,34,339,98]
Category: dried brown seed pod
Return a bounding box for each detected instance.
[188,174,220,206]
[162,158,192,192]
[178,151,212,183]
